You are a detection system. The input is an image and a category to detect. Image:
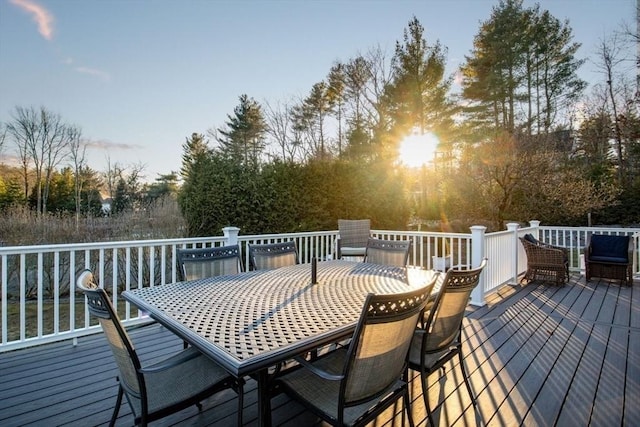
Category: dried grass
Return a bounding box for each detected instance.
[0,196,186,246]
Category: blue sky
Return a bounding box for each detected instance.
[0,0,635,181]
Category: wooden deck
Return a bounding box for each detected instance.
[1,273,638,426]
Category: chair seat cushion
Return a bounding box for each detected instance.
[588,255,628,264]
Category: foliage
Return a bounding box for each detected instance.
[178,150,410,236]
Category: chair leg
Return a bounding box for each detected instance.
[403,388,415,427]
[109,384,124,427]
[458,350,475,405]
[236,378,245,426]
[420,371,435,427]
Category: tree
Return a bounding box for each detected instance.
[107,162,146,215]
[327,63,346,155]
[144,172,180,205]
[292,82,334,159]
[5,106,74,215]
[216,94,268,166]
[180,133,210,180]
[384,16,455,161]
[460,0,585,136]
[67,126,86,226]
[593,34,633,184]
[264,100,302,162]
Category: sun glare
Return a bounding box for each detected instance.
[398,132,439,168]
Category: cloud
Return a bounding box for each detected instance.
[10,0,54,41]
[75,67,111,81]
[87,139,145,151]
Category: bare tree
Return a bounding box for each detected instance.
[264,99,302,162]
[68,126,86,227]
[0,121,6,154]
[6,107,36,200]
[103,156,123,201]
[6,106,72,214]
[594,34,632,184]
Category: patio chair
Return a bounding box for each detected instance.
[585,234,634,286]
[519,234,569,286]
[76,270,242,427]
[336,219,371,259]
[363,237,411,267]
[407,259,487,427]
[248,241,299,270]
[176,244,243,281]
[273,277,437,427]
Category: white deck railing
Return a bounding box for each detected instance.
[1,222,638,353]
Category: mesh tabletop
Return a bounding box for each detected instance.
[123,260,434,376]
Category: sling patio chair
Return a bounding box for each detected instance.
[336,219,371,259]
[406,258,487,427]
[248,241,299,270]
[273,277,437,426]
[76,270,243,427]
[363,237,411,267]
[176,244,243,281]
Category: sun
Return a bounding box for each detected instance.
[398,132,440,168]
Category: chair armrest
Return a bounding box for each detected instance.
[292,355,344,381]
[139,347,200,374]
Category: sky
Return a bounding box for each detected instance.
[0,0,636,182]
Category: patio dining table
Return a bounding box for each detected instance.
[122,259,436,426]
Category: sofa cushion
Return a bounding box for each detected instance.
[589,235,629,260]
[523,233,538,244]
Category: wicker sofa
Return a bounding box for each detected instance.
[519,234,569,286]
[585,234,633,286]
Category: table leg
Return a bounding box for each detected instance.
[257,369,272,427]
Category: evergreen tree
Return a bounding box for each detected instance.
[384,16,455,157]
[181,133,210,180]
[216,95,267,166]
[460,0,585,135]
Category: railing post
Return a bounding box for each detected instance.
[470,225,487,307]
[222,227,241,245]
[529,220,541,239]
[507,223,520,285]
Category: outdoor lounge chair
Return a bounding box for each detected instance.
[273,278,436,426]
[585,234,634,286]
[176,244,243,281]
[76,270,242,427]
[519,234,569,285]
[363,237,411,267]
[336,219,371,259]
[248,241,299,270]
[407,259,487,427]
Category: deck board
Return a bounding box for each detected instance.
[1,273,637,426]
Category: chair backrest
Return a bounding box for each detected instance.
[176,245,243,281]
[341,278,436,405]
[338,219,371,248]
[363,237,411,267]
[76,270,144,398]
[588,234,630,259]
[421,259,487,354]
[248,241,299,270]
